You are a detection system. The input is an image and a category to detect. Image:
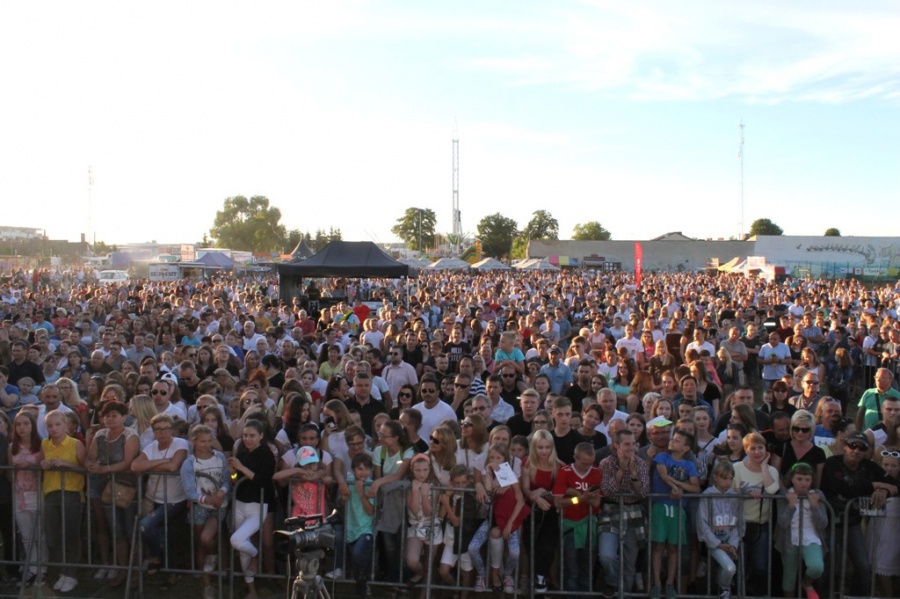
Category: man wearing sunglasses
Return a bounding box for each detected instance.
[410,376,455,441]
[150,380,187,420]
[382,345,418,401]
[789,373,823,413]
[821,431,898,597]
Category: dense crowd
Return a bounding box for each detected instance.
[0,268,899,599]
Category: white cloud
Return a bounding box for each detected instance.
[459,1,900,103]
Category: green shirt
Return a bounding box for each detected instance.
[857,387,900,430]
[345,475,375,543]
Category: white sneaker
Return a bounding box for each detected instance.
[107,569,118,580]
[324,568,343,580]
[53,575,66,591]
[59,576,77,593]
[203,555,218,573]
[203,585,215,599]
[502,575,515,594]
[93,568,107,580]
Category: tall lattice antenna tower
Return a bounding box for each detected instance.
[738,120,745,240]
[452,124,462,251]
[88,166,94,247]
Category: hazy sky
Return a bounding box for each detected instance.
[2,1,898,249]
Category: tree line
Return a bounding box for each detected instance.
[203,195,842,256]
[208,195,341,254]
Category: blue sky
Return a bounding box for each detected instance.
[1,1,898,248]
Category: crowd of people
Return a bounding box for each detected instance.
[0,267,899,599]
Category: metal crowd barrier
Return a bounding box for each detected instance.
[0,465,878,599]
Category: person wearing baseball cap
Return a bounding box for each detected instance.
[821,430,898,596]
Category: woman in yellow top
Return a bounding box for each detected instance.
[41,409,85,594]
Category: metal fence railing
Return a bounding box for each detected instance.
[0,465,885,599]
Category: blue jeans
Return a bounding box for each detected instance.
[348,534,373,592]
[563,530,591,592]
[838,524,872,596]
[140,501,187,562]
[599,527,639,592]
[709,548,737,588]
[743,524,770,595]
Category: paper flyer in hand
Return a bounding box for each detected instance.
[495,462,518,488]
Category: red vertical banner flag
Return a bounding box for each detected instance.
[634,242,643,287]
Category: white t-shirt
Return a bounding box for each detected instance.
[161,401,188,421]
[616,336,643,360]
[143,438,190,503]
[412,400,458,441]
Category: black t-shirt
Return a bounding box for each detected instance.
[821,456,890,525]
[178,381,201,405]
[345,396,388,436]
[552,429,587,465]
[778,443,826,480]
[443,341,471,373]
[402,345,424,371]
[500,387,522,414]
[506,413,534,438]
[7,359,45,386]
[565,384,591,413]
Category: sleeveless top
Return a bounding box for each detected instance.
[94,427,138,487]
[492,482,530,532]
[42,435,86,499]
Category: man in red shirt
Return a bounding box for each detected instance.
[554,442,602,592]
[352,298,371,324]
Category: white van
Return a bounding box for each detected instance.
[98,270,130,285]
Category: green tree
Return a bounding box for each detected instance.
[313,228,328,251]
[391,208,437,251]
[749,218,784,236]
[572,221,612,240]
[477,213,518,258]
[209,195,287,252]
[510,236,529,260]
[522,210,559,240]
[824,228,841,237]
[285,228,304,252]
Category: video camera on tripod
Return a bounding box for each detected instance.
[275,512,340,599]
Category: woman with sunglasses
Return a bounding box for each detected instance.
[427,425,458,487]
[389,384,416,420]
[762,380,797,417]
[775,410,826,488]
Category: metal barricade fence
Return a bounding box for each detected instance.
[0,465,858,599]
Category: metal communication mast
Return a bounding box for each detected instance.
[452,126,462,252]
[738,120,745,240]
[88,166,94,248]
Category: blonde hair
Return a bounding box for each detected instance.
[130,394,158,435]
[526,429,559,483]
[429,425,458,471]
